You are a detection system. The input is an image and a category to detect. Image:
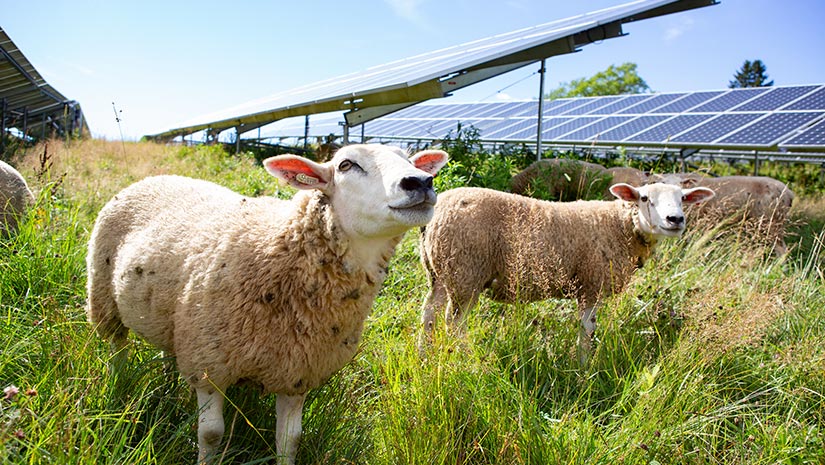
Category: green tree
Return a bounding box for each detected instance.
[546,62,650,99]
[729,59,774,88]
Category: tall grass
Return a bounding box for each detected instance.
[1,139,823,464]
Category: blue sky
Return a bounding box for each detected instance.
[3,0,823,140]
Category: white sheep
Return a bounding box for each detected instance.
[0,160,35,237]
[418,182,714,364]
[85,144,448,464]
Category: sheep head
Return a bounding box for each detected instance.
[263,144,448,239]
[610,182,715,238]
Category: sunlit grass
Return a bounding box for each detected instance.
[0,139,823,464]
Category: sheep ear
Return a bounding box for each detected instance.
[609,183,639,202]
[681,187,715,205]
[263,155,332,190]
[409,150,448,175]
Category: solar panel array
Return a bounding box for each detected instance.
[147,0,717,140]
[259,84,825,152]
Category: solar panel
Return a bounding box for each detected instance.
[257,83,825,155]
[732,85,821,111]
[671,113,763,143]
[616,93,686,114]
[783,86,825,111]
[718,112,824,145]
[687,88,770,112]
[557,116,633,141]
[779,118,825,147]
[627,114,714,142]
[595,115,670,141]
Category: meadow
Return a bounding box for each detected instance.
[1,139,823,464]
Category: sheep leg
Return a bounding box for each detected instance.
[577,305,597,366]
[108,337,129,376]
[196,388,226,464]
[418,279,449,354]
[444,291,479,336]
[276,393,306,465]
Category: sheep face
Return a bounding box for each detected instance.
[610,182,715,237]
[264,144,448,239]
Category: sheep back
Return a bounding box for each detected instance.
[0,160,35,236]
[510,159,610,201]
[87,175,388,395]
[604,166,648,199]
[421,187,649,308]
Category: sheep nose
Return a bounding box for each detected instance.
[666,215,684,226]
[400,175,433,192]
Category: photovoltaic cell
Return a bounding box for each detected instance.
[627,114,714,142]
[732,85,820,111]
[543,117,602,139]
[617,93,686,114]
[779,119,825,147]
[557,116,633,141]
[596,115,669,141]
[544,99,589,116]
[651,91,724,113]
[560,96,624,115]
[589,94,654,115]
[783,86,825,111]
[671,113,763,143]
[718,112,824,145]
[485,119,537,139]
[492,101,537,118]
[499,121,540,140]
[460,103,502,118]
[687,87,769,112]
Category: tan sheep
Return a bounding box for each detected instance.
[604,166,648,198]
[86,144,448,464]
[650,173,795,255]
[509,158,611,201]
[0,160,35,237]
[418,182,714,364]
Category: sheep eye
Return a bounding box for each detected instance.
[640,195,649,203]
[338,160,354,172]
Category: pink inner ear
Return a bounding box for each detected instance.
[412,151,447,174]
[610,184,638,202]
[271,158,316,176]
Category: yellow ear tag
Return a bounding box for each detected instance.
[296,173,319,185]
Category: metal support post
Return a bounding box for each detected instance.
[0,98,6,153]
[304,115,310,150]
[536,59,546,160]
[753,151,760,176]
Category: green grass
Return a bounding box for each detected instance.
[1,140,824,464]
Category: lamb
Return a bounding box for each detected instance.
[85,144,448,464]
[650,173,795,255]
[418,182,714,364]
[0,160,35,237]
[509,158,610,201]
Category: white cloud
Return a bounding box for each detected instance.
[495,92,513,100]
[384,0,427,24]
[664,17,695,42]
